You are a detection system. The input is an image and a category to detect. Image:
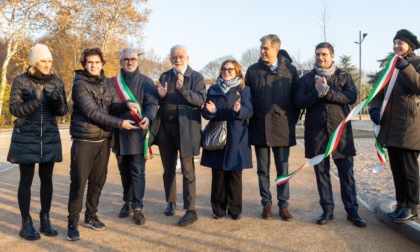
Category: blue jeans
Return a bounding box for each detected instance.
[255,146,290,208]
[314,156,358,215]
[116,154,146,210]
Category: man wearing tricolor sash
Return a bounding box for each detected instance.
[369,29,420,222]
[296,42,366,228]
[150,45,206,226]
[109,48,158,225]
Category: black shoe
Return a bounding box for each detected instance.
[317,211,334,225]
[67,223,80,241]
[387,201,405,218]
[393,208,418,223]
[82,215,106,230]
[347,213,367,228]
[133,209,146,225]
[119,203,133,218]
[164,202,176,216]
[212,213,224,219]
[39,212,58,237]
[178,210,198,226]
[231,214,241,220]
[19,216,41,241]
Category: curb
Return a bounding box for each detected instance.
[377,200,420,246]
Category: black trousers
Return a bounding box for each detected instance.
[68,139,110,223]
[211,169,242,216]
[18,163,54,218]
[116,154,146,210]
[387,147,419,211]
[314,156,359,215]
[157,123,196,210]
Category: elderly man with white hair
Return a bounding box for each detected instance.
[150,45,206,226]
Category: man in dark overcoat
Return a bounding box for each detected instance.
[110,48,158,225]
[295,42,366,227]
[245,34,300,221]
[150,45,206,226]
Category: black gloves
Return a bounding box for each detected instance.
[50,88,62,102]
[395,57,409,70]
[369,108,381,125]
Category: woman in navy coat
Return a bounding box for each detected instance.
[201,60,253,220]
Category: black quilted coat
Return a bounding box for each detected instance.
[7,72,68,164]
[70,70,129,141]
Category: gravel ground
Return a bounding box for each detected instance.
[1,126,419,224]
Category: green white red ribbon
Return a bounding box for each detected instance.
[275,55,399,185]
[113,74,153,160]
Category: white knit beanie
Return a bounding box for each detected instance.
[30,44,52,65]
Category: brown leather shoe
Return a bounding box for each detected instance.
[279,207,293,221]
[133,209,146,225]
[262,205,273,219]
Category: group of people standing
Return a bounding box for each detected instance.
[7,30,419,242]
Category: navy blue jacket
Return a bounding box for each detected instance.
[200,84,253,171]
[245,56,300,147]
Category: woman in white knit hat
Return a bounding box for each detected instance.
[7,44,68,240]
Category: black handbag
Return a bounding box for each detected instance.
[201,91,239,151]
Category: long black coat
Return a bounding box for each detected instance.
[70,70,130,141]
[7,72,68,164]
[295,68,357,159]
[150,66,206,157]
[200,84,253,171]
[369,54,420,150]
[245,56,300,147]
[109,69,159,155]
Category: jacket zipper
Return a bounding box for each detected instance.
[40,102,43,160]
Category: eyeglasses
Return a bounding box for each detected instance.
[123,58,138,63]
[221,68,235,73]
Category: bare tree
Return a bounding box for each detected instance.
[240,47,260,73]
[318,0,331,42]
[200,55,234,85]
[0,0,57,119]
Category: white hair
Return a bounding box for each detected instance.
[120,48,139,59]
[170,45,188,56]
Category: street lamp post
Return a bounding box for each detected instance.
[355,31,367,120]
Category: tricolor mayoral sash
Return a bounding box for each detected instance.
[113,74,153,160]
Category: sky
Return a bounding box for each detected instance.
[142,0,420,74]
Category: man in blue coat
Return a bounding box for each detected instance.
[109,48,158,225]
[150,45,206,226]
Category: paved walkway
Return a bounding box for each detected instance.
[0,128,418,251]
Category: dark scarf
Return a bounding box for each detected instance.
[81,68,106,84]
[121,67,141,87]
[26,67,53,84]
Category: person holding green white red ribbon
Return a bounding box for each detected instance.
[369,29,420,223]
[295,42,366,228]
[109,48,158,225]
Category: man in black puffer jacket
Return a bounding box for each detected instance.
[67,48,140,241]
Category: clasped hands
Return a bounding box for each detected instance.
[122,102,149,130]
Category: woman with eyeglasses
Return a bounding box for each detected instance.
[200,60,253,220]
[8,44,68,240]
